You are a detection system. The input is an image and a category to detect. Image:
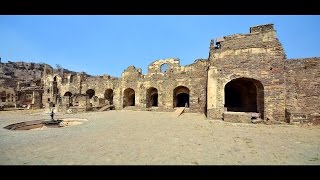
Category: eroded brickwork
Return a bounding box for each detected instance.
[285,58,320,123]
[42,58,208,113]
[207,24,286,121]
[0,61,46,108]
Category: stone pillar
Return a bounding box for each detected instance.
[62,96,70,108]
[78,95,87,109]
[113,88,121,110]
[31,91,42,109]
[207,66,224,119]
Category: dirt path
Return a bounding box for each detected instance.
[0,110,319,165]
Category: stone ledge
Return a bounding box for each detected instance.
[223,112,252,123]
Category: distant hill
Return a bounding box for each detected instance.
[0,61,79,89]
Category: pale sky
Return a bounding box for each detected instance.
[1,15,319,76]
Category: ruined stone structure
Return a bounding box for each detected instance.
[2,24,320,124]
[207,24,286,122]
[206,24,319,123]
[0,61,47,108]
[285,58,320,123]
[0,86,15,107]
[42,58,208,114]
[0,61,81,109]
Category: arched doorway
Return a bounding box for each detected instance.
[1,91,6,102]
[146,87,158,108]
[86,89,95,99]
[123,88,135,107]
[63,92,72,106]
[104,89,113,105]
[224,78,264,118]
[173,86,190,108]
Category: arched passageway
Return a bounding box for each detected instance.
[104,89,114,105]
[86,89,95,99]
[64,91,72,106]
[224,78,264,118]
[146,87,158,108]
[123,88,135,107]
[173,86,190,108]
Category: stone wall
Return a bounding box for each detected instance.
[0,61,50,108]
[42,58,208,114]
[120,58,209,113]
[0,86,16,107]
[5,23,320,124]
[285,58,320,122]
[207,24,286,121]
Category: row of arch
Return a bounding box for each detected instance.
[63,86,191,108]
[121,86,190,108]
[53,75,75,83]
[63,89,114,106]
[62,78,264,117]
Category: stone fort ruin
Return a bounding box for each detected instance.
[1,24,320,124]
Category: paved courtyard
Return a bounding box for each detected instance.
[0,109,319,165]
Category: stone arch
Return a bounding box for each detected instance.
[173,86,190,108]
[64,91,73,106]
[1,91,6,102]
[64,92,72,97]
[146,87,158,108]
[86,89,95,99]
[224,78,264,118]
[104,89,114,105]
[123,88,135,107]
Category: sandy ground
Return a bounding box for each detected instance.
[0,109,319,165]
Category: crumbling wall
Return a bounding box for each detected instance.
[31,90,43,109]
[42,59,207,114]
[119,66,143,109]
[132,58,208,113]
[0,87,15,107]
[207,24,286,121]
[81,75,120,109]
[41,64,86,109]
[0,61,48,108]
[13,23,319,123]
[285,58,320,122]
[42,68,121,111]
[59,74,80,95]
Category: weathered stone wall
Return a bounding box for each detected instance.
[20,23,320,124]
[42,66,121,110]
[15,88,43,109]
[17,91,32,107]
[285,58,320,122]
[0,86,16,107]
[31,90,43,109]
[0,62,51,108]
[120,58,209,113]
[82,75,120,109]
[207,24,286,121]
[42,58,208,114]
[119,66,143,109]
